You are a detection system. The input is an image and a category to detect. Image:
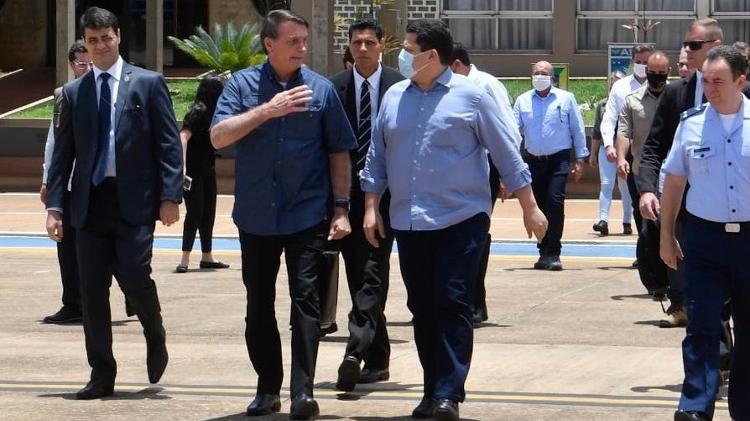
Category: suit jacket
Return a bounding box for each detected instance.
[328,65,404,169]
[47,62,183,228]
[637,73,750,193]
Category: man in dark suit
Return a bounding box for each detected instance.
[45,7,182,400]
[328,17,404,392]
[637,18,749,421]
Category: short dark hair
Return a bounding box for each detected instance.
[68,40,87,63]
[632,44,654,58]
[450,43,470,66]
[80,7,119,34]
[705,45,747,80]
[348,17,383,41]
[342,46,354,66]
[733,41,750,56]
[405,19,453,66]
[260,9,308,54]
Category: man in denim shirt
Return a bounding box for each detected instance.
[211,10,356,420]
[361,19,547,421]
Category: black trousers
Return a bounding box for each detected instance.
[181,168,217,253]
[526,149,570,257]
[395,213,489,402]
[474,158,501,319]
[238,222,328,398]
[339,186,394,370]
[59,191,80,310]
[76,179,164,383]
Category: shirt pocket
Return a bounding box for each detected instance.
[241,95,262,112]
[687,145,716,175]
[545,106,569,129]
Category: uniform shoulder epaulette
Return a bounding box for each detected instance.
[680,104,707,121]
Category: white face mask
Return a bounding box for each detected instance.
[398,48,431,80]
[532,75,552,92]
[633,63,647,78]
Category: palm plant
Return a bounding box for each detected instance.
[251,0,292,16]
[167,22,266,73]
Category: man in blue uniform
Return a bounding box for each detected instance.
[661,45,750,421]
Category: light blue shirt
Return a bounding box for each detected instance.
[360,67,531,231]
[92,56,123,178]
[513,87,588,159]
[663,97,750,222]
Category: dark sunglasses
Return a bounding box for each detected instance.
[682,39,717,50]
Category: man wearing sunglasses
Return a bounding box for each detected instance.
[637,18,750,421]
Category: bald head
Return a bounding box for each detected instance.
[533,61,552,76]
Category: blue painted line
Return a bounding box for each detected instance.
[1,234,635,258]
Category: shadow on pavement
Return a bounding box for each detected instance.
[610,293,653,301]
[38,386,170,400]
[204,414,343,420]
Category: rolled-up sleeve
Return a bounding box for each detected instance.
[475,91,531,193]
[359,96,388,194]
[211,75,245,128]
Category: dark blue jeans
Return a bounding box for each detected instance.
[394,213,489,402]
[680,215,750,420]
[526,149,570,257]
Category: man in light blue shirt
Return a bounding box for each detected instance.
[360,19,547,421]
[513,61,588,271]
[661,46,750,421]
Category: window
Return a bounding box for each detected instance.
[441,0,554,52]
[576,1,697,52]
[710,1,750,44]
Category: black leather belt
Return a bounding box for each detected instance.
[688,213,750,233]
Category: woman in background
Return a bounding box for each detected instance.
[176,75,229,273]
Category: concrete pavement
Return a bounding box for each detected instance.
[0,193,730,420]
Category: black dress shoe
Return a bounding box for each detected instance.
[146,328,168,383]
[76,380,114,400]
[674,410,710,421]
[533,255,550,270]
[359,367,389,383]
[433,399,459,421]
[547,256,563,271]
[593,220,609,236]
[411,396,435,418]
[246,393,281,416]
[174,264,188,273]
[623,223,633,235]
[43,306,82,324]
[289,393,320,420]
[199,261,229,269]
[335,355,361,391]
[125,299,136,317]
[319,322,338,337]
[472,306,488,326]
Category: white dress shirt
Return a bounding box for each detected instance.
[694,70,704,108]
[600,74,646,147]
[465,64,520,147]
[92,56,124,178]
[353,62,382,119]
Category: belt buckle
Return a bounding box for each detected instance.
[725,223,741,233]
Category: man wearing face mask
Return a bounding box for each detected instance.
[361,19,547,421]
[513,61,588,271]
[596,45,652,237]
[616,51,672,322]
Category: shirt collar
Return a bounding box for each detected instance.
[353,62,382,87]
[93,56,124,81]
[533,86,557,99]
[262,60,303,86]
[407,66,453,92]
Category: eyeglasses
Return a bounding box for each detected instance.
[73,61,93,68]
[682,39,717,51]
[677,62,689,68]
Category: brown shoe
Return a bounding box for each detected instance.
[659,303,688,328]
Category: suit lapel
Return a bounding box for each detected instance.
[79,72,98,148]
[114,63,133,133]
[343,70,357,131]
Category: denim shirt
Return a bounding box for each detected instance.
[212,62,357,235]
[361,67,531,231]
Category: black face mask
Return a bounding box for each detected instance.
[646,71,668,90]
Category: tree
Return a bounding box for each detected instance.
[168,23,266,73]
[251,0,292,16]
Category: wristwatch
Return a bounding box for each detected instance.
[334,198,350,211]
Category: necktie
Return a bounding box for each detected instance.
[355,79,372,173]
[93,72,111,185]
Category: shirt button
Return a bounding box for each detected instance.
[279,138,284,142]
[276,160,281,165]
[729,162,733,166]
[412,176,416,180]
[728,139,732,143]
[417,124,422,128]
[271,202,276,207]
[732,209,737,213]
[730,185,735,189]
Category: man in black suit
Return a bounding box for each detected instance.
[637,18,749,421]
[45,7,182,399]
[328,17,404,392]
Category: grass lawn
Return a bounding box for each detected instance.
[6,77,607,125]
[7,79,200,120]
